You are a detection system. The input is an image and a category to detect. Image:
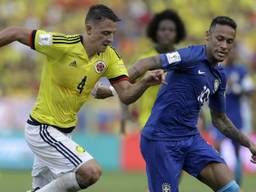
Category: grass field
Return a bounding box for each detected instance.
[0,170,255,192]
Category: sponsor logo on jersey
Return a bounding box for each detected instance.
[69,60,77,67]
[95,61,106,73]
[166,51,181,64]
[198,70,206,75]
[162,183,171,192]
[38,33,52,46]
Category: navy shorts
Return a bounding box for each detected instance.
[140,134,226,192]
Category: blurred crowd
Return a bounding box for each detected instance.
[0,0,256,134]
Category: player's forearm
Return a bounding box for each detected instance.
[0,27,19,46]
[211,112,252,148]
[128,56,161,82]
[0,27,30,47]
[118,79,150,105]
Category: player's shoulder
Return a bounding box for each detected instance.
[51,32,81,45]
[104,46,122,60]
[169,44,206,68]
[177,44,206,60]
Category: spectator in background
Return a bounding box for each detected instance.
[210,45,254,186]
[120,9,186,134]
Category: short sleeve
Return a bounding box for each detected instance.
[104,47,129,84]
[159,46,197,71]
[31,30,81,58]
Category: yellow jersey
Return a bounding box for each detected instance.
[136,48,161,128]
[30,30,128,129]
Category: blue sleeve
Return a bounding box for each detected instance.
[160,47,193,71]
[209,71,227,113]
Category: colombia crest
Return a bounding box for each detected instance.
[95,61,106,74]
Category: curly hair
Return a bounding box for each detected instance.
[146,9,186,44]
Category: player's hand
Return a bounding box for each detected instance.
[91,82,114,99]
[249,143,256,164]
[144,69,167,86]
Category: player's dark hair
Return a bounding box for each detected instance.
[210,16,237,30]
[85,4,121,24]
[146,9,186,44]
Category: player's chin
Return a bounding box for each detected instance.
[215,56,225,63]
[99,46,107,52]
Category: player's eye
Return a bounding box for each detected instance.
[226,39,234,44]
[102,31,111,36]
[216,36,224,41]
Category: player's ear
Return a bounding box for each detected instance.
[86,24,93,35]
[205,30,210,41]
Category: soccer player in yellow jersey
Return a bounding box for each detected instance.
[0,4,164,192]
[120,9,186,132]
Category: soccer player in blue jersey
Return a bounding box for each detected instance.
[128,16,256,192]
[211,46,254,186]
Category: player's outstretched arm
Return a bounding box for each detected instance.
[128,55,162,82]
[112,70,164,105]
[0,27,32,47]
[210,109,256,163]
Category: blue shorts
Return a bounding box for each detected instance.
[140,134,226,192]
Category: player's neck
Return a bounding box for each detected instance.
[81,35,97,59]
[155,45,175,54]
[206,46,218,67]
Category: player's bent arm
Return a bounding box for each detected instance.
[210,109,252,149]
[0,27,31,47]
[112,78,151,105]
[128,55,162,82]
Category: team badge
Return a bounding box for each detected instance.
[95,61,106,73]
[76,145,85,153]
[162,183,171,192]
[166,51,181,64]
[38,33,52,46]
[214,79,220,92]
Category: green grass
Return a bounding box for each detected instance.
[0,170,255,192]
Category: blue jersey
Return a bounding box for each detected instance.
[225,64,247,128]
[142,45,227,141]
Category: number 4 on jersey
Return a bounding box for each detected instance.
[77,76,87,94]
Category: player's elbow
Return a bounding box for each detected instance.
[118,92,134,105]
[119,96,133,105]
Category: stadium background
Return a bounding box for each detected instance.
[0,0,256,191]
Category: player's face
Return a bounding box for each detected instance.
[87,19,117,53]
[156,19,177,46]
[206,24,236,63]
